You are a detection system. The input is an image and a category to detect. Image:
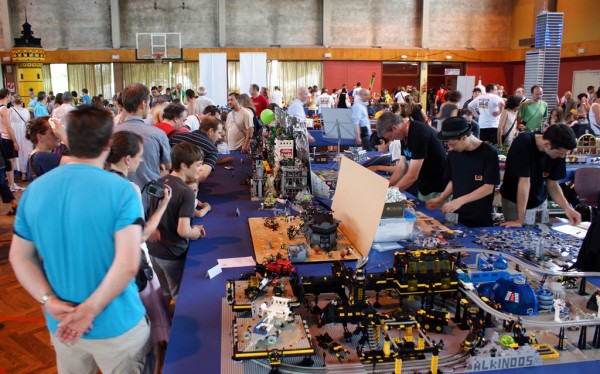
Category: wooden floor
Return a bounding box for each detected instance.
[0,185,57,374]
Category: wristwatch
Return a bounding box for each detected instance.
[39,291,55,305]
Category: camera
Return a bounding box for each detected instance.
[146,179,165,199]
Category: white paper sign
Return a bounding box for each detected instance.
[206,264,222,279]
[217,256,256,268]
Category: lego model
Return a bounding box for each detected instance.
[280,164,308,200]
[312,153,329,164]
[343,146,368,162]
[305,211,339,251]
[224,242,600,373]
[574,133,600,155]
[246,297,295,349]
[288,244,308,262]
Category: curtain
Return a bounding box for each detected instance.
[276,61,323,104]
[42,65,52,93]
[171,62,199,91]
[227,61,240,93]
[122,62,171,90]
[67,64,113,98]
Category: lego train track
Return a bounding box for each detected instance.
[443,248,600,328]
[250,351,471,373]
[445,247,600,279]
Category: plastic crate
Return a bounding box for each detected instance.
[373,210,416,243]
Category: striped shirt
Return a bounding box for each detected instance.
[170,130,217,170]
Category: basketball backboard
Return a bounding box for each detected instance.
[136,33,182,60]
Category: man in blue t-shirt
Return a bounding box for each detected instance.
[10,107,151,373]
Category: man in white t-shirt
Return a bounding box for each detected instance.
[395,87,408,103]
[287,87,315,143]
[316,88,334,114]
[52,91,76,126]
[270,86,284,107]
[468,83,504,144]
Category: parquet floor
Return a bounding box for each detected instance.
[0,186,57,374]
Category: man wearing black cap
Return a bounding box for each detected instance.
[499,123,581,228]
[426,116,499,227]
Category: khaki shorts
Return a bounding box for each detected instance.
[50,316,151,374]
[501,197,547,222]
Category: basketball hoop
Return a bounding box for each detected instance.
[152,53,164,65]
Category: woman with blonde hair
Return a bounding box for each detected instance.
[151,101,169,125]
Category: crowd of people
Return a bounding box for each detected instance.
[3,77,599,373]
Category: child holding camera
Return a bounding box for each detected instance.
[146,142,206,305]
[107,130,173,348]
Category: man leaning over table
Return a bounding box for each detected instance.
[499,123,581,228]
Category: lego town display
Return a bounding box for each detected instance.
[223,243,600,373]
[249,107,312,201]
[247,214,358,264]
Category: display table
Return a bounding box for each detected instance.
[309,129,356,147]
[163,155,600,374]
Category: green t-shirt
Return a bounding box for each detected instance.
[518,100,548,132]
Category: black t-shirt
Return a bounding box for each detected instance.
[147,175,196,260]
[500,132,566,209]
[446,142,499,227]
[402,120,448,195]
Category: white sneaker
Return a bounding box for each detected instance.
[10,184,25,192]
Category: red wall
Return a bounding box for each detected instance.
[381,63,419,93]
[323,61,382,94]
[512,62,525,92]
[465,63,516,93]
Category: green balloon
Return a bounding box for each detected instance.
[261,109,275,125]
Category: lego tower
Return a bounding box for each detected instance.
[11,19,44,107]
[523,11,563,110]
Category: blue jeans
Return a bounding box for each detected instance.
[229,148,242,154]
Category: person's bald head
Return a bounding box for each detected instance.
[358,89,370,102]
[298,87,309,103]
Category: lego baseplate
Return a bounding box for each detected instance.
[222,284,600,374]
[412,210,452,235]
[248,217,359,264]
[228,278,298,312]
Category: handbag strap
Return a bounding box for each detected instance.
[11,107,26,123]
[505,116,517,136]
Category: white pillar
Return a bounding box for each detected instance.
[110,0,121,49]
[218,0,226,47]
[421,0,430,49]
[322,0,331,47]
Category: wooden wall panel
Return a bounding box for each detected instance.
[0,40,598,66]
